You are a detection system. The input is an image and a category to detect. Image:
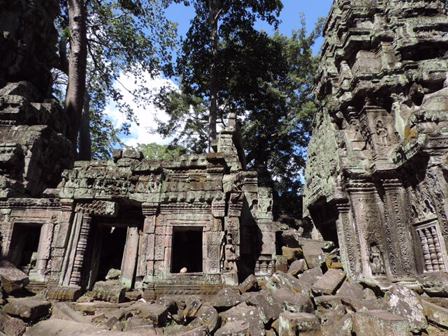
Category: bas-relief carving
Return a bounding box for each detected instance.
[304,0,448,283]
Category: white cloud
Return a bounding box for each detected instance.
[104,72,178,148]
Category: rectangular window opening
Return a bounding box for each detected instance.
[171,227,203,273]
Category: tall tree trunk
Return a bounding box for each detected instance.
[208,0,220,152]
[66,0,87,157]
[78,90,92,160]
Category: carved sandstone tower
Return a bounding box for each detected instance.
[304,0,448,285]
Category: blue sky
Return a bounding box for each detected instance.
[108,0,335,147]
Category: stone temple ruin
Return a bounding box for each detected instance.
[0,0,277,300]
[304,0,448,286]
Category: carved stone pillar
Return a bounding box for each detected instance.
[69,213,91,286]
[138,203,158,289]
[334,201,361,279]
[382,179,416,279]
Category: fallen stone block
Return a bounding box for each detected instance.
[340,296,382,312]
[324,313,353,336]
[51,302,91,324]
[312,269,346,295]
[0,260,29,293]
[288,259,307,276]
[24,319,106,336]
[211,287,242,310]
[189,304,220,334]
[336,281,363,299]
[302,243,325,269]
[184,326,209,336]
[0,310,27,336]
[282,247,303,262]
[129,302,168,326]
[353,310,410,336]
[314,296,346,328]
[92,281,126,303]
[183,296,203,320]
[279,312,322,336]
[272,288,314,314]
[215,320,250,335]
[299,266,323,285]
[419,272,448,297]
[386,285,427,333]
[422,299,448,329]
[244,290,282,324]
[220,303,265,335]
[239,274,259,293]
[281,229,302,248]
[266,271,312,296]
[4,297,51,321]
[44,286,82,301]
[123,316,157,334]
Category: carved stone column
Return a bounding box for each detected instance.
[382,179,416,279]
[138,203,158,289]
[69,213,91,286]
[334,201,361,279]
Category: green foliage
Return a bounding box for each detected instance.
[154,7,323,218]
[136,143,187,160]
[56,0,178,158]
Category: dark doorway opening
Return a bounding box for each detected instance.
[96,226,127,281]
[171,227,203,273]
[9,224,41,273]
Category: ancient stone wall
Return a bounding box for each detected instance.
[304,0,448,284]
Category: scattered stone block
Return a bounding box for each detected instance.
[4,297,51,321]
[336,281,363,299]
[211,287,242,310]
[123,316,156,333]
[266,271,312,296]
[422,299,448,329]
[324,313,353,336]
[314,296,346,326]
[353,310,410,336]
[51,303,91,324]
[184,326,209,335]
[183,296,203,320]
[281,229,302,248]
[288,259,307,276]
[244,290,282,324]
[419,272,448,297]
[299,266,323,285]
[44,286,82,301]
[282,247,303,262]
[92,281,126,303]
[131,303,169,326]
[275,255,288,273]
[189,304,220,334]
[0,260,29,293]
[302,243,325,269]
[387,285,427,333]
[312,269,346,295]
[279,312,321,336]
[220,303,264,335]
[340,296,382,312]
[215,320,250,335]
[363,287,377,300]
[0,310,27,336]
[105,269,121,280]
[272,288,314,314]
[24,319,106,336]
[239,274,259,293]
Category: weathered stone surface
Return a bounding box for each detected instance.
[105,269,121,280]
[282,247,303,262]
[302,244,325,269]
[323,313,353,336]
[215,320,250,336]
[219,303,264,335]
[239,274,259,293]
[211,288,242,310]
[272,288,314,314]
[312,269,346,295]
[387,285,427,333]
[189,304,220,333]
[0,260,29,293]
[299,266,323,285]
[422,299,448,329]
[336,281,363,299]
[123,316,157,333]
[0,310,27,336]
[129,303,168,326]
[278,312,321,336]
[288,259,308,276]
[419,272,448,297]
[353,310,410,336]
[24,319,106,336]
[51,303,91,324]
[92,281,126,303]
[244,290,282,324]
[4,297,51,321]
[184,296,204,320]
[266,271,312,296]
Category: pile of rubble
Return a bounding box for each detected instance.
[1,240,448,335]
